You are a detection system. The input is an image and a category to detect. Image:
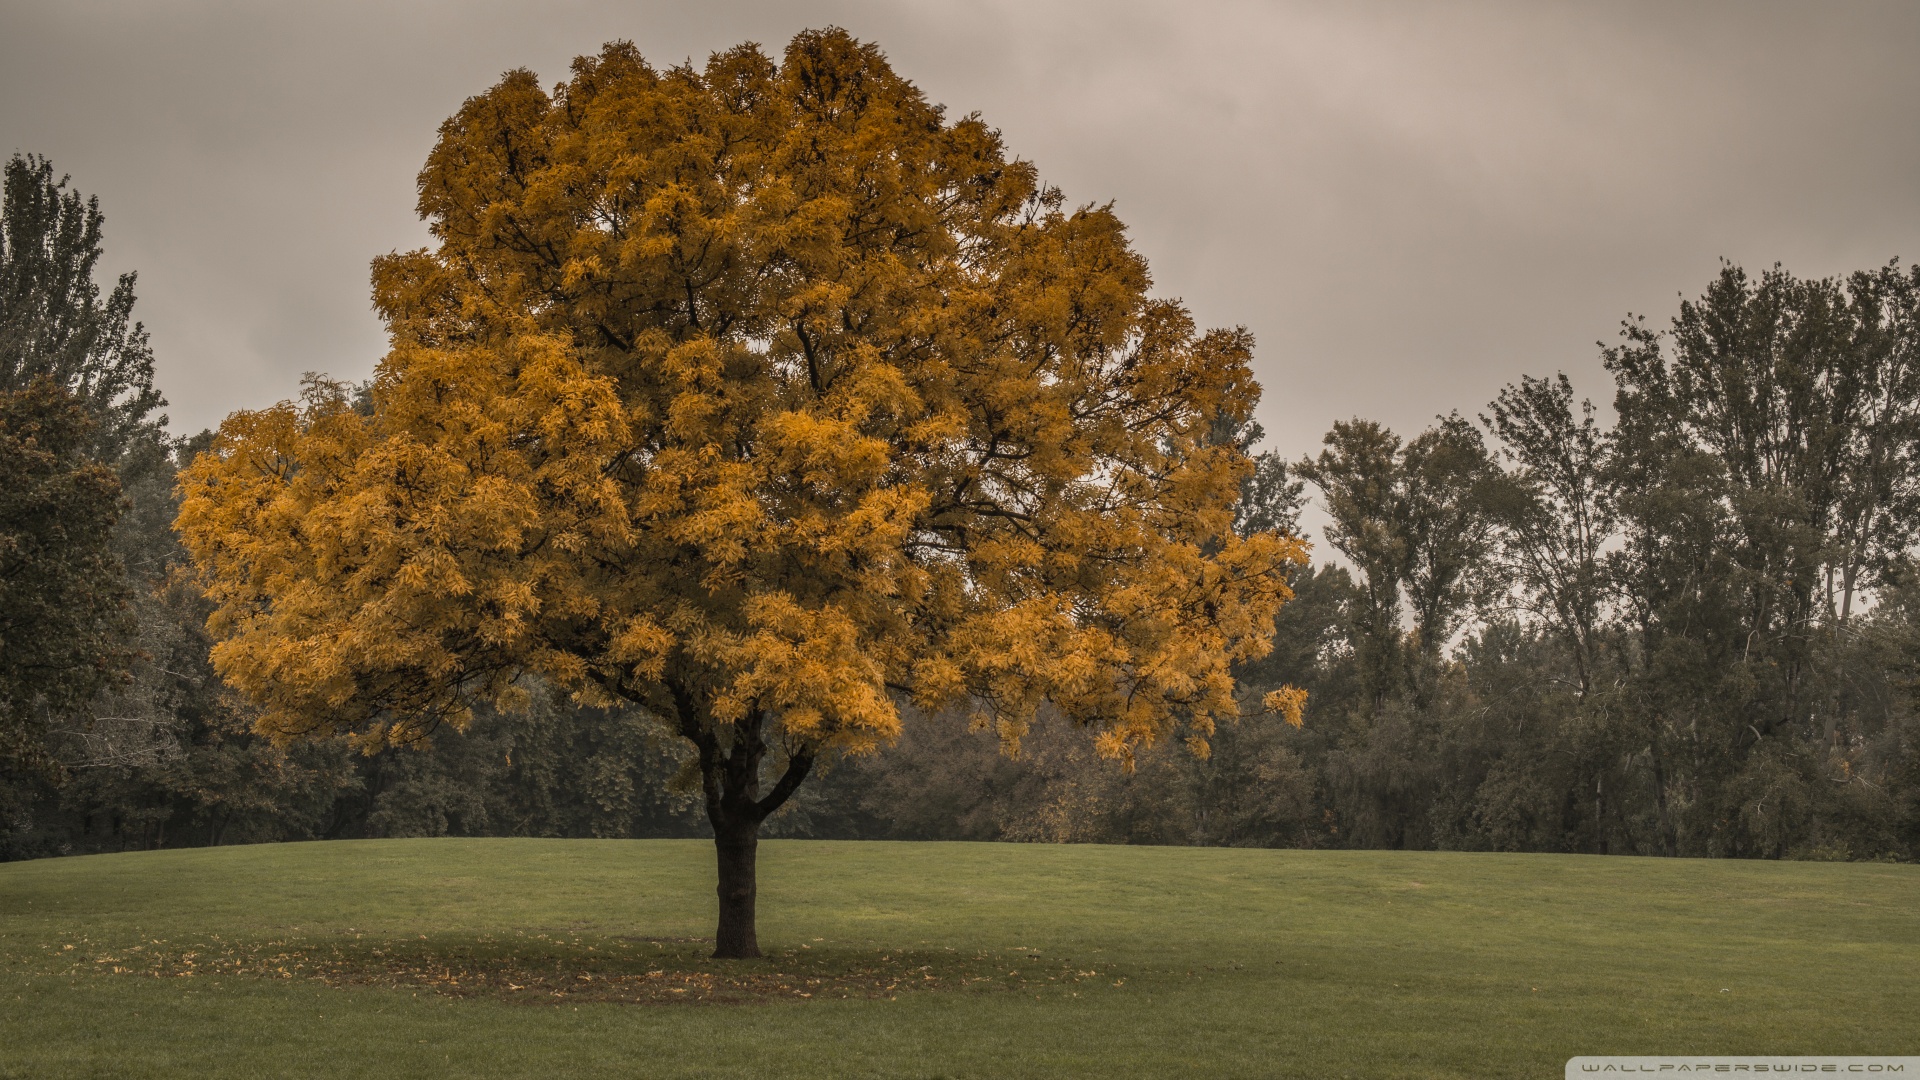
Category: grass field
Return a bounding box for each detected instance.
[0,839,1914,1079]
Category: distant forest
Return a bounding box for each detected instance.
[5,148,1918,862]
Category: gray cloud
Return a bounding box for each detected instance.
[3,0,1916,473]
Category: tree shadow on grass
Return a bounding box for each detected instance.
[35,932,1127,1006]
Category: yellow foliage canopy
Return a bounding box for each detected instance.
[177,30,1306,773]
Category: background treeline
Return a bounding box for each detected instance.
[5,154,1919,861]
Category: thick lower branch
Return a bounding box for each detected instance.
[755,750,814,818]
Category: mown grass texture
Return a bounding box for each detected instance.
[0,838,1914,1078]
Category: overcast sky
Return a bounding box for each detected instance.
[3,0,1917,471]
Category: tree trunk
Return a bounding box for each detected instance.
[1650,750,1678,857]
[1593,774,1608,856]
[712,820,761,959]
[672,689,817,961]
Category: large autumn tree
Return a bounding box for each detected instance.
[178,29,1304,957]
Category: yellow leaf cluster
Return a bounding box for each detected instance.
[177,29,1307,767]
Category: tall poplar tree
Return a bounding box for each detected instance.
[0,154,157,799]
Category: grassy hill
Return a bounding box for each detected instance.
[0,839,1915,1078]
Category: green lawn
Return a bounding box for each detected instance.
[0,839,1914,1078]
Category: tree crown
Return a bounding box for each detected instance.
[178,29,1304,768]
[0,154,165,461]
